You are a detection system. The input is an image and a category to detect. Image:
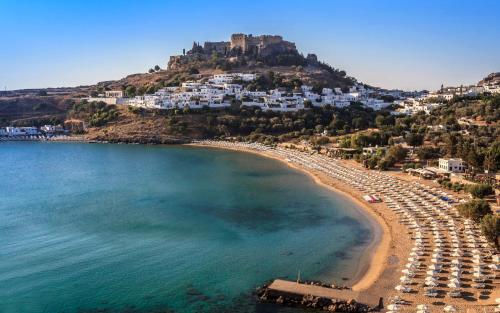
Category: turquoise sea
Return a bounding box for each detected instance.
[0,142,375,313]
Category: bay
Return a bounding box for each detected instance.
[0,142,374,313]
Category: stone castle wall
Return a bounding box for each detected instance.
[230,34,288,54]
[204,41,230,54]
[230,33,247,51]
[168,33,298,69]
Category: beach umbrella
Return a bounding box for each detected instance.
[425,280,438,287]
[448,281,460,288]
[496,298,500,304]
[386,304,399,310]
[400,278,412,284]
[450,265,460,272]
[417,304,428,310]
[489,263,500,271]
[444,305,457,312]
[449,278,460,284]
[428,264,440,270]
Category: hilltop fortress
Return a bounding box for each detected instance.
[205,33,295,55]
[168,33,298,69]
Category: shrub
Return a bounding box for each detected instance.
[386,145,408,163]
[457,200,492,222]
[466,184,494,199]
[480,214,499,247]
[377,158,390,170]
[314,136,330,145]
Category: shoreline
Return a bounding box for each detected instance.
[186,142,391,293]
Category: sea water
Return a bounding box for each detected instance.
[0,142,374,313]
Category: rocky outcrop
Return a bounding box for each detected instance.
[256,284,377,312]
[478,72,500,85]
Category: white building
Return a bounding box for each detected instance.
[105,90,124,98]
[395,98,442,115]
[361,99,391,110]
[40,125,63,133]
[118,73,394,113]
[439,158,465,173]
[4,127,39,136]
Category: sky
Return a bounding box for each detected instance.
[1,0,499,91]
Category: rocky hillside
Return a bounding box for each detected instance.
[97,34,357,94]
[478,72,500,85]
[0,95,73,127]
[2,34,360,126]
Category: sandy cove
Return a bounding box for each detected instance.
[188,141,499,312]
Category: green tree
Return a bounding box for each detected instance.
[405,133,424,147]
[467,184,494,199]
[148,68,155,73]
[416,146,441,160]
[377,158,390,170]
[352,117,367,129]
[457,200,491,222]
[146,85,156,95]
[375,115,386,128]
[125,86,136,98]
[480,214,499,247]
[154,65,161,71]
[386,145,408,163]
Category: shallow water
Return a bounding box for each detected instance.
[0,142,374,313]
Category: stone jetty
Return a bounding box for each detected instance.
[257,279,381,312]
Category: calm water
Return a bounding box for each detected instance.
[0,142,374,313]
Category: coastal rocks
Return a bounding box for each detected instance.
[301,279,351,290]
[256,284,375,312]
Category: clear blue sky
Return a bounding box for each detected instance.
[1,0,499,91]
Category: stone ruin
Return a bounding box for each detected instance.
[168,33,298,69]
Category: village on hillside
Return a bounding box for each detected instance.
[80,70,499,114]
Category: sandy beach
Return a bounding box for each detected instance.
[188,141,499,312]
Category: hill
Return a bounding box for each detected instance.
[96,33,356,94]
[1,33,358,127]
[478,72,500,86]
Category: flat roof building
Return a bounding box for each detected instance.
[439,158,465,173]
